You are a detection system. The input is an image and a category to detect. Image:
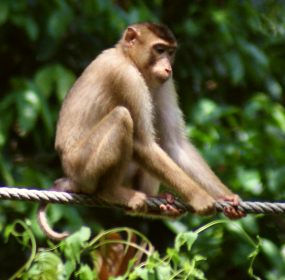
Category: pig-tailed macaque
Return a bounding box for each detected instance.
[38,22,245,241]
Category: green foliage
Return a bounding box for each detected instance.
[2,219,267,280]
[4,222,262,280]
[1,0,285,279]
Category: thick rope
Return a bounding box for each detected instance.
[0,187,284,215]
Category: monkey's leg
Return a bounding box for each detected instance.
[68,106,148,211]
[131,169,159,196]
[127,170,183,217]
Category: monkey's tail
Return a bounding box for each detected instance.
[37,203,70,241]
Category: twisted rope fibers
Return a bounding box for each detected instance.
[0,187,284,215]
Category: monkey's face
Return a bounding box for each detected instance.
[122,26,177,87]
[133,40,177,88]
[148,42,176,83]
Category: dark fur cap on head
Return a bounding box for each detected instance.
[143,22,176,44]
[131,22,177,44]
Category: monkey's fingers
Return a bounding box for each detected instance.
[219,194,240,206]
[159,192,175,203]
[223,206,246,220]
[159,203,183,217]
[218,195,246,219]
[156,192,186,216]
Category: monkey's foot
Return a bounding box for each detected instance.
[218,195,247,220]
[127,193,185,218]
[156,192,185,217]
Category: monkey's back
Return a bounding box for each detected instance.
[55,48,130,155]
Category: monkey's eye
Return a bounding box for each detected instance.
[154,45,166,54]
[168,49,175,56]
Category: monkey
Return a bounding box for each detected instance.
[38,22,245,241]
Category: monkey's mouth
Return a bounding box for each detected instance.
[157,73,171,82]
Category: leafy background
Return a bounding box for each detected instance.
[1,0,285,279]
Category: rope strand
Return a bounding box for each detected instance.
[0,187,284,215]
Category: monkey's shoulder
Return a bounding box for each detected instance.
[88,48,127,72]
[87,48,145,86]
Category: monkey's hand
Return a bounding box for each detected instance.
[127,192,148,212]
[187,189,216,216]
[157,192,185,217]
[126,192,185,218]
[218,194,246,220]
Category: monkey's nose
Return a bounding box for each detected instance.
[165,68,172,74]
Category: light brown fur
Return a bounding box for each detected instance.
[38,23,244,241]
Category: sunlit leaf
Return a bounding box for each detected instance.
[175,231,198,251]
[266,78,283,99]
[35,66,56,98]
[35,64,75,101]
[248,236,261,280]
[266,166,285,193]
[24,17,39,41]
[271,104,285,133]
[261,239,285,273]
[47,5,73,38]
[16,88,41,135]
[156,265,171,280]
[54,66,76,101]
[0,127,5,147]
[224,51,244,84]
[131,267,150,280]
[76,264,94,280]
[0,0,9,25]
[61,226,91,262]
[27,251,64,280]
[192,99,218,124]
[236,167,263,195]
[241,41,268,68]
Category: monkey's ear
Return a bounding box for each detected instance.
[124,27,139,45]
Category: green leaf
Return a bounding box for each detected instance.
[35,64,75,101]
[76,264,95,280]
[248,236,262,280]
[24,17,39,41]
[131,267,150,280]
[236,167,262,195]
[156,265,171,280]
[193,99,218,124]
[27,251,64,280]
[61,227,91,263]
[165,219,188,234]
[0,0,9,25]
[16,88,41,135]
[261,238,285,273]
[183,19,200,36]
[175,231,198,251]
[224,51,244,84]
[35,66,56,98]
[54,65,76,101]
[271,104,285,133]
[11,15,39,41]
[166,248,180,265]
[241,40,268,68]
[266,78,282,99]
[266,166,285,193]
[0,126,5,147]
[47,5,73,39]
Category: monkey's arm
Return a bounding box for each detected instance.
[133,141,215,215]
[176,141,234,199]
[155,80,234,199]
[117,71,213,214]
[175,143,247,220]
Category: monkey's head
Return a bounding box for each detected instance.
[120,23,177,87]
